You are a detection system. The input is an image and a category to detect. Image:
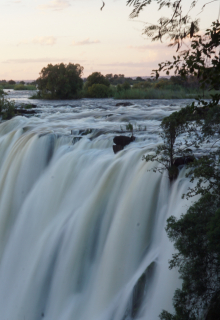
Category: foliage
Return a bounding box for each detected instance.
[112,87,213,99]
[0,97,15,120]
[0,84,15,90]
[125,0,220,316]
[122,81,131,90]
[159,193,220,320]
[86,84,110,98]
[143,105,200,180]
[138,21,220,319]
[14,84,36,91]
[117,84,123,92]
[29,92,42,100]
[36,63,84,99]
[143,22,220,176]
[85,72,110,88]
[127,0,201,49]
[8,80,16,85]
[153,21,220,94]
[133,81,152,89]
[126,122,134,135]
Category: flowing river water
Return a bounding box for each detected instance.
[0,90,197,320]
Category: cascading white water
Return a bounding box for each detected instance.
[0,111,196,320]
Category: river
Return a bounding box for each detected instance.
[0,90,196,320]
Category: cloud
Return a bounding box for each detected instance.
[128,43,173,52]
[72,38,100,46]
[100,61,165,68]
[3,58,85,64]
[33,37,57,46]
[4,0,23,6]
[18,36,57,46]
[38,0,70,11]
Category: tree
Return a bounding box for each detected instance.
[85,72,110,88]
[135,76,144,82]
[8,80,16,85]
[87,84,110,98]
[126,1,220,317]
[36,63,84,99]
[143,104,200,180]
[122,81,131,90]
[127,0,202,49]
[141,22,220,319]
[160,194,220,320]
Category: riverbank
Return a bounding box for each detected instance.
[30,87,216,100]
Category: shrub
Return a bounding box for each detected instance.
[86,72,110,88]
[14,84,36,91]
[117,84,123,92]
[133,81,152,89]
[87,84,110,98]
[37,63,84,99]
[0,97,15,120]
[122,81,131,90]
[8,80,16,85]
[153,79,169,89]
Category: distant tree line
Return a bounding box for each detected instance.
[1,63,215,100]
[29,62,209,100]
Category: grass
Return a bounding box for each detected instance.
[14,84,36,91]
[0,84,36,91]
[29,84,220,100]
[0,84,15,90]
[112,88,218,99]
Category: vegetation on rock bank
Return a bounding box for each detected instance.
[140,21,220,319]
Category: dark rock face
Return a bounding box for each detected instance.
[113,135,135,147]
[173,155,195,167]
[113,135,135,154]
[14,108,37,115]
[115,102,133,107]
[113,145,124,154]
[131,262,155,318]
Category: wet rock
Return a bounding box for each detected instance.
[115,102,133,107]
[113,135,135,154]
[22,103,37,109]
[14,108,37,115]
[113,135,135,147]
[113,145,124,154]
[168,166,179,182]
[105,113,114,118]
[72,136,82,144]
[131,262,155,318]
[28,104,37,108]
[173,155,195,167]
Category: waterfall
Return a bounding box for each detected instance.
[0,116,195,320]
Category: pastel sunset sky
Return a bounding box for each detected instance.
[1,0,218,80]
